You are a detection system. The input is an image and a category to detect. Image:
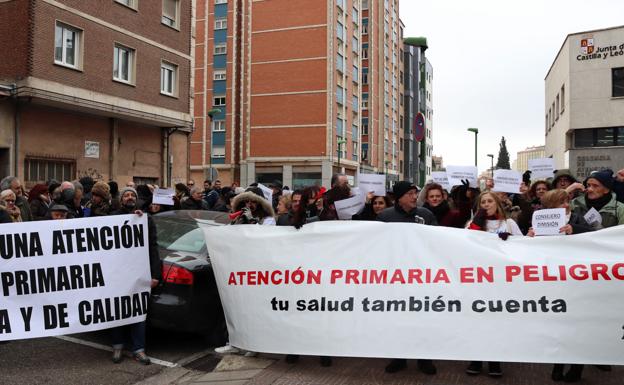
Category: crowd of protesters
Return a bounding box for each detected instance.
[1,167,623,381]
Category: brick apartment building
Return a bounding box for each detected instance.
[0,0,193,187]
[191,0,405,189]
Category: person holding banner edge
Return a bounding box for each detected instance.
[109,186,162,365]
[377,181,438,375]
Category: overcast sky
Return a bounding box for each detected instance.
[399,0,624,172]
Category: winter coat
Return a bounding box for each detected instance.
[570,193,624,229]
[85,200,111,217]
[352,203,378,221]
[277,211,294,226]
[15,195,32,222]
[377,205,438,225]
[110,207,162,282]
[423,201,468,228]
[568,212,594,234]
[614,179,624,203]
[231,191,276,225]
[29,199,50,221]
[181,197,209,210]
[468,218,523,236]
[0,206,12,224]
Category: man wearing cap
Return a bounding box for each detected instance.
[376,181,437,375]
[570,169,624,229]
[109,186,162,365]
[377,181,437,225]
[48,204,69,220]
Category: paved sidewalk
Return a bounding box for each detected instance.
[161,354,622,385]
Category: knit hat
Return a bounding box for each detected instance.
[393,181,418,201]
[119,186,138,199]
[585,169,614,191]
[91,181,111,200]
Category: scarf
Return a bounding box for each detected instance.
[585,193,612,212]
[424,200,450,222]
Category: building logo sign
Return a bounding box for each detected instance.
[580,38,594,54]
[577,35,624,61]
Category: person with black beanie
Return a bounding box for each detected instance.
[569,169,624,229]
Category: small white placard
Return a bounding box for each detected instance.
[492,169,522,194]
[446,166,478,188]
[431,172,451,191]
[528,158,555,180]
[153,188,175,206]
[85,141,100,159]
[583,207,602,225]
[334,192,367,220]
[258,183,273,203]
[532,208,567,236]
[357,173,386,196]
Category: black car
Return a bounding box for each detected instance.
[149,210,230,344]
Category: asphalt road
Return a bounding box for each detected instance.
[0,328,218,385]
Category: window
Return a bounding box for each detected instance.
[213,96,226,106]
[560,84,565,113]
[575,129,594,148]
[362,72,368,84]
[336,0,344,9]
[596,128,615,147]
[352,36,358,53]
[25,157,76,184]
[352,65,358,83]
[555,94,560,120]
[213,70,226,80]
[362,120,369,135]
[362,23,368,35]
[362,0,369,9]
[214,42,226,55]
[212,145,225,158]
[613,67,624,97]
[362,47,368,59]
[361,99,368,109]
[215,18,227,30]
[115,0,137,9]
[575,127,623,147]
[212,120,225,132]
[215,0,227,4]
[352,95,359,112]
[162,0,179,28]
[352,7,359,24]
[551,102,555,126]
[336,53,344,73]
[336,86,344,105]
[160,61,178,96]
[113,44,134,83]
[336,21,344,41]
[54,22,81,68]
[336,118,344,137]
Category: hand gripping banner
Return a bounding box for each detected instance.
[0,215,152,341]
[204,222,624,364]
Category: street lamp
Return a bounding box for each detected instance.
[467,128,479,167]
[487,154,494,177]
[337,138,347,173]
[207,108,222,181]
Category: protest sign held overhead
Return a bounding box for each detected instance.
[446,166,478,188]
[529,158,556,180]
[431,172,451,191]
[492,169,523,194]
[0,215,152,341]
[357,173,386,197]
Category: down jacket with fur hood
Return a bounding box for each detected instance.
[231,191,276,225]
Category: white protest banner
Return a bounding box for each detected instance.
[584,207,602,225]
[492,169,522,194]
[153,188,175,206]
[431,171,450,191]
[0,215,151,341]
[532,208,567,236]
[257,183,273,203]
[529,158,555,180]
[357,173,386,197]
[333,192,367,220]
[204,222,624,364]
[446,166,478,188]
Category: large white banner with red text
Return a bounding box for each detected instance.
[203,222,624,364]
[0,215,151,341]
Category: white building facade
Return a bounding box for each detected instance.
[545,25,624,179]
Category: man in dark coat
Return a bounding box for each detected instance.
[109,186,162,365]
[181,186,209,210]
[376,181,438,375]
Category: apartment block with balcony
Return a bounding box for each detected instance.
[0,0,193,186]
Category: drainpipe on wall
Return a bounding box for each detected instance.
[13,98,19,177]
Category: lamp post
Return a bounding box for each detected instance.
[207,108,222,181]
[487,154,494,177]
[467,128,479,167]
[337,138,347,173]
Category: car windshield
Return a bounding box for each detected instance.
[155,219,206,253]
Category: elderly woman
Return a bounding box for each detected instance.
[1,189,23,222]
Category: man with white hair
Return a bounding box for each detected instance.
[181,185,209,210]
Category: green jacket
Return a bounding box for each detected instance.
[570,193,624,229]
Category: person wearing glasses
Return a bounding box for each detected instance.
[0,189,22,222]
